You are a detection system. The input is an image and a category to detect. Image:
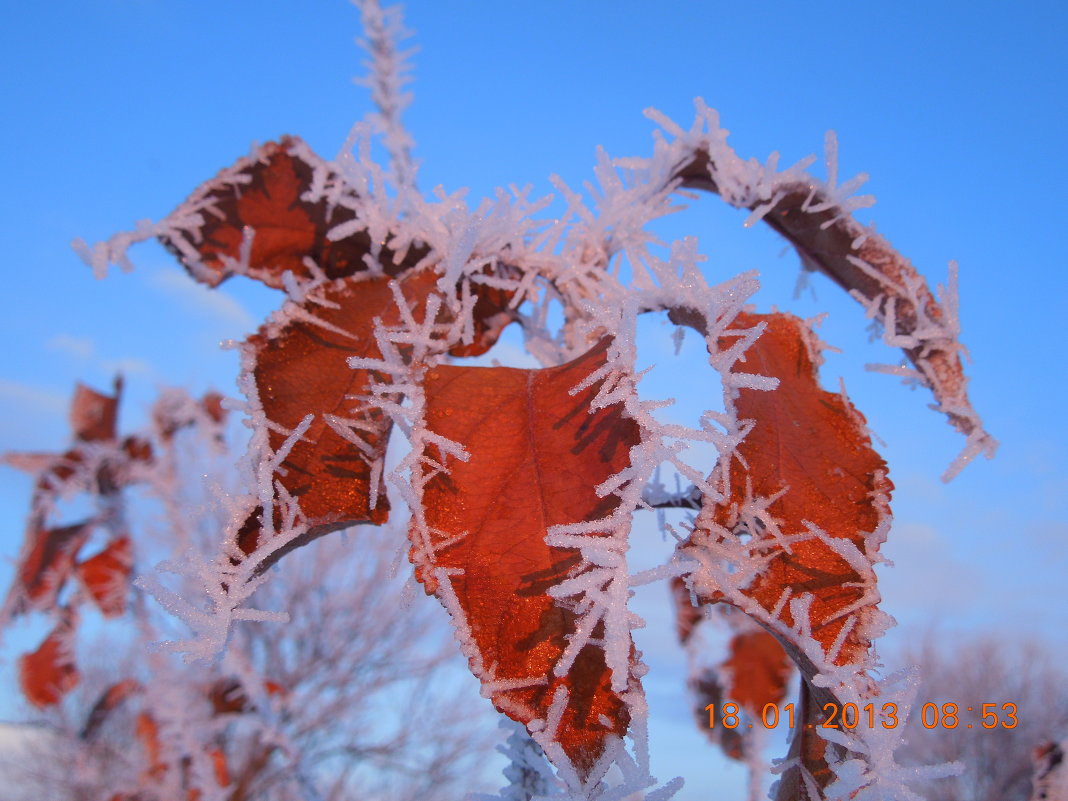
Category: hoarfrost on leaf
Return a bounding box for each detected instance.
[27,1,1000,797]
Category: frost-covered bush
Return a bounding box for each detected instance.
[3,1,1001,799]
[1,382,496,801]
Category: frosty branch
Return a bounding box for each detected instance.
[5,1,999,799]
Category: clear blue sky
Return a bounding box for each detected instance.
[1,1,1065,797]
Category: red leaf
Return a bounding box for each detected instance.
[414,337,641,778]
[19,611,79,707]
[686,312,891,792]
[14,521,92,614]
[70,380,121,443]
[6,382,150,507]
[722,630,793,717]
[703,312,891,665]
[136,712,167,780]
[159,137,428,289]
[208,676,282,715]
[121,435,154,465]
[676,150,993,458]
[689,669,744,760]
[235,269,448,562]
[208,746,231,788]
[77,535,132,618]
[672,587,792,762]
[81,678,141,740]
[200,391,227,425]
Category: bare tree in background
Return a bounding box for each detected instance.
[3,530,500,801]
[896,633,1068,801]
[228,528,501,801]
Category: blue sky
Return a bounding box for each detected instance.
[1,1,1066,797]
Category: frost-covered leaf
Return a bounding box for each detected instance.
[4,382,152,508]
[200,391,227,425]
[208,676,283,715]
[685,312,892,794]
[70,380,121,442]
[1,381,156,626]
[414,337,640,779]
[208,746,231,789]
[675,145,994,472]
[152,390,227,443]
[236,270,445,560]
[703,312,891,665]
[159,136,428,289]
[77,535,132,618]
[10,521,92,615]
[19,609,79,707]
[135,712,167,781]
[121,435,154,465]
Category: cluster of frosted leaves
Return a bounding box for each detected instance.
[667,311,908,800]
[663,109,996,480]
[144,138,518,573]
[73,672,285,801]
[0,382,227,709]
[78,97,995,799]
[0,381,281,801]
[120,136,648,789]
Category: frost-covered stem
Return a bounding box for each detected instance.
[353,0,418,191]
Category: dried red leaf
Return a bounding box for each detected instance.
[121,435,154,465]
[704,312,891,665]
[684,311,891,792]
[77,536,132,618]
[690,669,744,760]
[15,521,92,613]
[208,747,231,788]
[208,676,281,715]
[673,587,792,762]
[81,678,141,740]
[200,392,227,425]
[71,380,121,443]
[209,678,249,715]
[136,712,167,780]
[414,337,640,778]
[19,611,79,707]
[237,272,441,559]
[159,137,428,289]
[677,151,992,454]
[8,383,149,509]
[722,630,792,717]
